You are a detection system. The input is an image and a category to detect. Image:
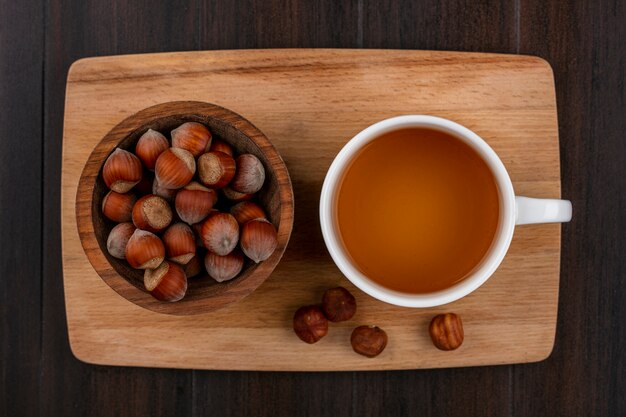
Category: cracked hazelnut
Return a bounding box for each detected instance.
[351,325,387,357]
[293,305,328,344]
[322,287,356,322]
[429,313,464,351]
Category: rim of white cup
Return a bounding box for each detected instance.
[319,115,517,307]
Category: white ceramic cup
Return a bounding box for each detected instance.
[319,115,572,308]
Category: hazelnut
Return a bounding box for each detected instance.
[230,154,265,194]
[182,254,203,278]
[322,287,357,322]
[162,223,196,265]
[197,151,236,189]
[240,218,278,263]
[351,325,388,358]
[293,305,328,344]
[152,178,178,202]
[154,147,196,189]
[101,191,137,223]
[102,148,142,193]
[171,122,212,157]
[106,222,136,259]
[429,313,464,351]
[210,138,234,156]
[174,181,217,225]
[144,261,188,302]
[204,249,244,282]
[132,194,173,233]
[222,186,254,202]
[200,212,239,256]
[229,201,266,224]
[125,229,165,269]
[135,129,169,170]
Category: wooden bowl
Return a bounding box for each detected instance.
[76,101,294,315]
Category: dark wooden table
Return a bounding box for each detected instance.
[1,0,624,416]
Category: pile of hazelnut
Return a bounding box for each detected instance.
[293,287,465,356]
[293,287,389,358]
[101,122,278,302]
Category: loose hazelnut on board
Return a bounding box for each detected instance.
[171,122,212,157]
[174,181,218,225]
[230,154,266,194]
[200,212,239,256]
[102,148,142,193]
[101,191,137,223]
[154,147,196,189]
[351,325,388,358]
[182,254,203,278]
[240,218,278,263]
[144,261,188,302]
[106,222,136,259]
[322,287,357,322]
[162,223,196,265]
[125,229,165,269]
[204,249,244,282]
[132,194,173,233]
[222,186,254,202]
[230,201,266,225]
[429,313,464,351]
[293,305,329,344]
[135,129,169,170]
[210,138,234,156]
[152,178,178,202]
[197,151,236,189]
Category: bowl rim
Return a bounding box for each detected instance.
[75,101,294,315]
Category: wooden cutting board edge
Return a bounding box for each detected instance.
[61,49,562,371]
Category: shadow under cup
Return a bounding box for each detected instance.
[320,116,517,308]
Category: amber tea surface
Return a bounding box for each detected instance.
[337,128,500,293]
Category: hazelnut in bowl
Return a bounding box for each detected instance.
[76,101,294,315]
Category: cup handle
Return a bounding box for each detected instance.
[515,196,572,225]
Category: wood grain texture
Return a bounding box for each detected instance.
[0,0,619,415]
[40,0,198,415]
[78,101,293,315]
[0,0,43,415]
[510,0,626,416]
[62,49,561,371]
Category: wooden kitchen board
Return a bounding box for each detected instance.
[62,49,561,371]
